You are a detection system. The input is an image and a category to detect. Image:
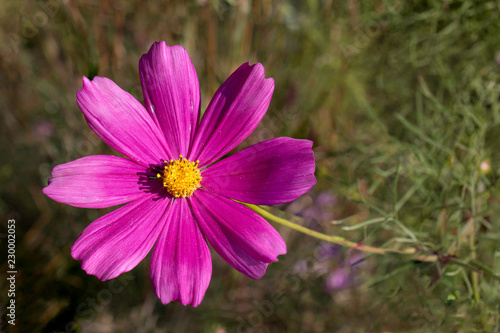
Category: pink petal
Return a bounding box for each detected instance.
[71,195,171,280]
[77,76,170,166]
[139,42,200,157]
[42,155,147,209]
[188,63,274,167]
[150,199,211,306]
[189,189,286,279]
[201,137,316,205]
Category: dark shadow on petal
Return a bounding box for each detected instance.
[136,162,173,201]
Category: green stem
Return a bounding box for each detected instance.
[469,259,500,280]
[449,258,500,280]
[241,203,500,281]
[242,203,436,261]
[470,172,480,302]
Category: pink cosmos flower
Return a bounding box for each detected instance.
[43,41,316,306]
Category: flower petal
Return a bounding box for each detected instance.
[201,137,316,205]
[43,155,147,209]
[71,195,171,280]
[188,63,274,167]
[139,42,200,157]
[189,189,286,279]
[150,199,211,306]
[77,76,169,166]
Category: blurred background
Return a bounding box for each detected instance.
[1,0,500,332]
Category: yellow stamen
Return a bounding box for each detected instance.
[157,155,202,198]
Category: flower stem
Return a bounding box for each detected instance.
[470,172,481,302]
[244,203,500,281]
[242,203,436,261]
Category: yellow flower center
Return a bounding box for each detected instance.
[157,155,202,198]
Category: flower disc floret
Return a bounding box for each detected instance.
[157,155,202,198]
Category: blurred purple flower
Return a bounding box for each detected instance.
[316,243,343,261]
[325,269,351,290]
[32,120,55,138]
[43,41,316,306]
[287,190,338,223]
[324,254,365,292]
[293,259,309,275]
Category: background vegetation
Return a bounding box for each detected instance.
[1,0,500,332]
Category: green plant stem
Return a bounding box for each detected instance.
[470,173,480,302]
[449,258,500,280]
[244,203,500,281]
[242,203,437,262]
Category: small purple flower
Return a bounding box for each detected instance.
[316,243,342,261]
[43,42,316,306]
[324,254,365,292]
[287,190,338,225]
[324,268,353,291]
